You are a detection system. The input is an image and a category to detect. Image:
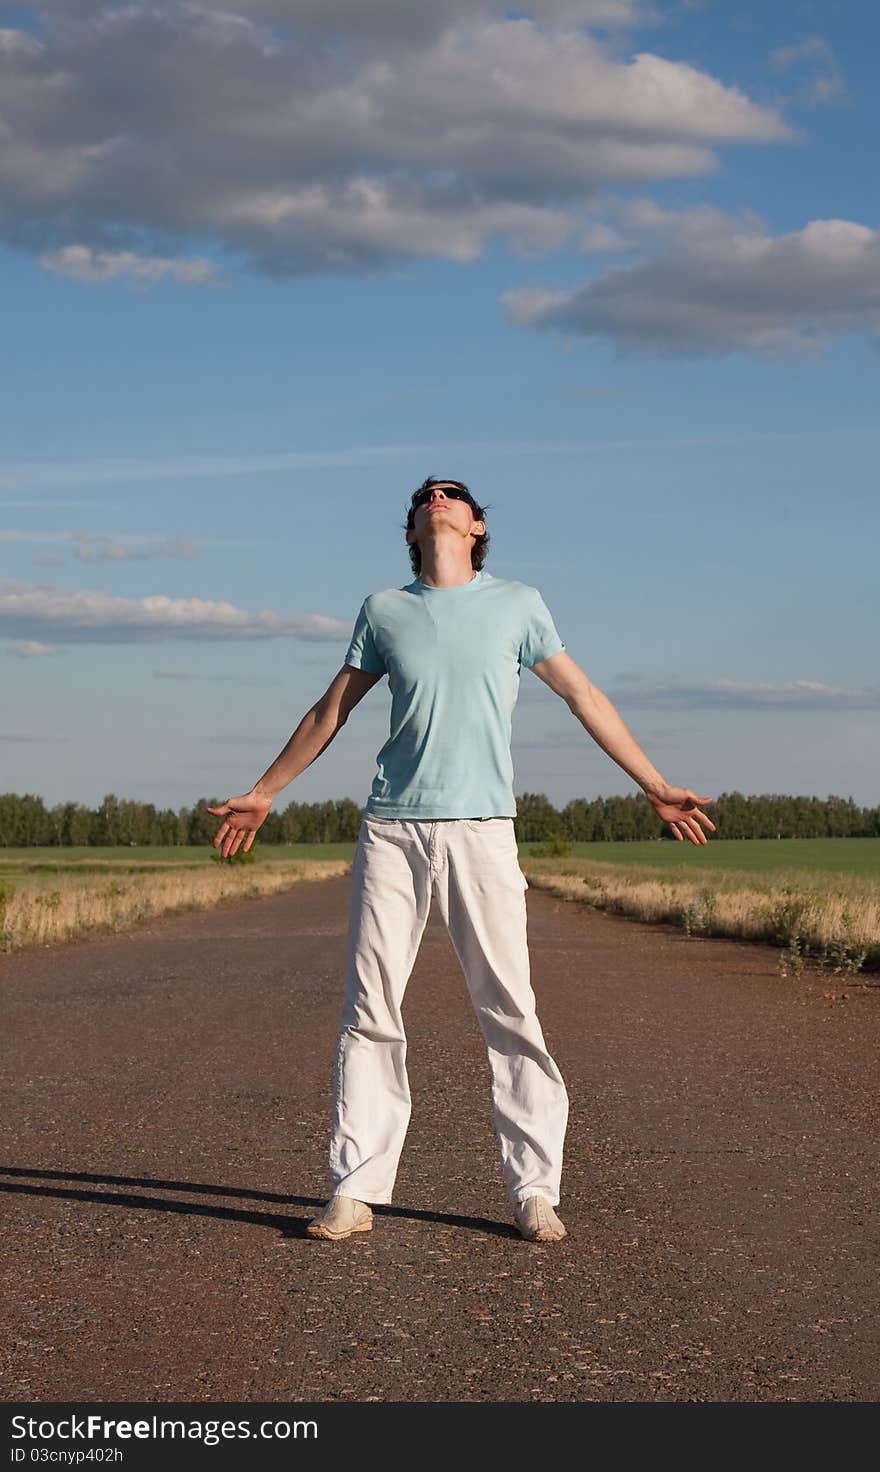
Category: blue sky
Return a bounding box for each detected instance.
[1,0,877,814]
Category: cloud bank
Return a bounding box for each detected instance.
[0,578,352,645]
[609,676,880,711]
[1,2,789,276]
[504,202,880,356]
[519,673,880,712]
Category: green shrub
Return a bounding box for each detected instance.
[770,886,816,975]
[681,885,718,937]
[530,833,573,858]
[821,905,868,976]
[768,886,816,947]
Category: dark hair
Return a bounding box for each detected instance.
[403,476,491,576]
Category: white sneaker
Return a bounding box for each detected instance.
[306,1194,373,1241]
[514,1195,567,1242]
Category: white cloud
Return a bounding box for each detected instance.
[0,434,713,494]
[69,532,197,564]
[0,442,491,493]
[39,245,222,287]
[504,205,880,357]
[581,221,633,254]
[0,529,197,562]
[771,34,846,108]
[6,639,59,659]
[515,670,880,712]
[608,677,880,710]
[0,579,353,645]
[0,4,791,274]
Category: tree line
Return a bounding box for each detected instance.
[0,789,878,848]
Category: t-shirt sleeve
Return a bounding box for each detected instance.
[344,599,387,675]
[518,587,566,668]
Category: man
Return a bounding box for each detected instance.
[207,477,715,1244]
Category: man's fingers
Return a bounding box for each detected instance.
[685,815,708,843]
[672,810,716,843]
[681,803,716,833]
[214,813,261,858]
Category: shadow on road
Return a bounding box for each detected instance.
[0,1164,519,1240]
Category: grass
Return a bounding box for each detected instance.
[0,849,350,953]
[520,843,879,980]
[0,838,878,976]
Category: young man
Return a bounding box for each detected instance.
[207,477,715,1244]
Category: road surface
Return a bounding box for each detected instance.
[2,873,878,1402]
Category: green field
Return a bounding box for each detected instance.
[1,836,879,884]
[0,843,357,882]
[537,836,880,876]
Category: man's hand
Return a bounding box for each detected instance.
[645,785,716,845]
[205,791,273,858]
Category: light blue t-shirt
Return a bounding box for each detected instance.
[344,570,566,819]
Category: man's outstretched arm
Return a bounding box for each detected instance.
[528,651,716,845]
[206,663,384,858]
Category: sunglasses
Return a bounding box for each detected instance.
[411,485,475,511]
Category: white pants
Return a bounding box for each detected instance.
[327,814,569,1208]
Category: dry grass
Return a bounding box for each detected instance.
[0,859,350,953]
[2,850,877,980]
[522,860,880,978]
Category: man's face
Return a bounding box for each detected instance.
[407,483,485,550]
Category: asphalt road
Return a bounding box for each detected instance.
[2,874,878,1402]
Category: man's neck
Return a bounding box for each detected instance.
[417,553,478,588]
